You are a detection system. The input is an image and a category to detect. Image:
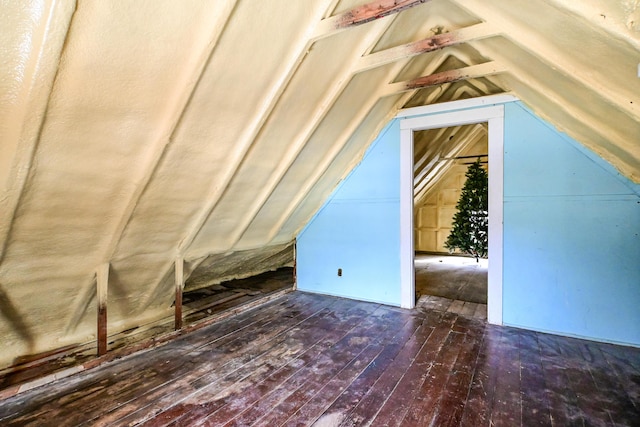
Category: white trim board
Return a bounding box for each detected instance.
[398,97,513,326]
[397,93,517,118]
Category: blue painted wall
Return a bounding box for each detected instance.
[297,101,640,346]
[502,102,640,345]
[296,120,402,305]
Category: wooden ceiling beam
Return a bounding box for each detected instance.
[313,0,432,40]
[337,0,431,27]
[356,22,496,73]
[384,61,507,95]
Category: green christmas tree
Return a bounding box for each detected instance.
[444,159,488,262]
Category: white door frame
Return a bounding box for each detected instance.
[398,95,515,325]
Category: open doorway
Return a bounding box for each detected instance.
[399,97,508,325]
[413,124,488,319]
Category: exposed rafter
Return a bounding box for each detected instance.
[313,0,432,40]
[414,126,474,189]
[176,2,335,258]
[485,46,639,172]
[265,51,497,245]
[414,126,457,173]
[2,0,639,371]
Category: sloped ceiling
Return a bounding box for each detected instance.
[1,0,638,366]
[413,123,488,206]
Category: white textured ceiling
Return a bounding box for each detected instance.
[1,0,638,366]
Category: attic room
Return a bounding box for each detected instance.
[1,0,639,425]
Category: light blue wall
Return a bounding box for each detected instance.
[296,120,402,305]
[297,101,640,346]
[503,102,640,346]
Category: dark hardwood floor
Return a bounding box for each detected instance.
[0,292,638,426]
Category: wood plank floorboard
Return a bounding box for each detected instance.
[153,299,385,427]
[517,330,552,426]
[0,292,638,426]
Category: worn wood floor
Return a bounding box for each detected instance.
[0,292,638,426]
[415,254,487,304]
[0,268,293,391]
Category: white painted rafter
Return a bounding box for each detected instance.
[413,126,459,174]
[355,22,496,73]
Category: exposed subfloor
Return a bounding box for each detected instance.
[0,268,293,393]
[1,292,638,426]
[415,253,488,304]
[182,267,294,324]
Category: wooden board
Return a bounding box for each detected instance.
[0,292,638,426]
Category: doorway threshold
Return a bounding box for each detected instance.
[417,294,487,321]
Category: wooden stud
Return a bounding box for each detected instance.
[96,263,109,356]
[174,257,184,331]
[293,240,297,291]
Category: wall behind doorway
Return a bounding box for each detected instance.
[296,99,640,347]
[414,132,488,253]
